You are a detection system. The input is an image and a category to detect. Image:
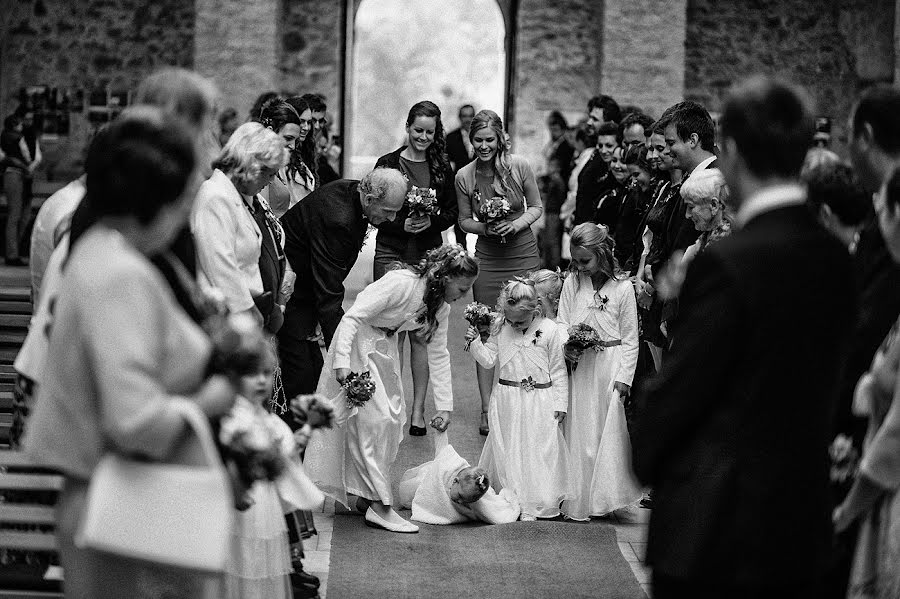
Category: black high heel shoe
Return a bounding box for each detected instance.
[479,410,489,436]
[408,424,427,436]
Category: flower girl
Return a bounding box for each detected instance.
[465,278,570,520]
[559,223,641,520]
[225,342,324,599]
[529,268,565,321]
[305,244,479,533]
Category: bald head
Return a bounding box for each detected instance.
[359,167,407,225]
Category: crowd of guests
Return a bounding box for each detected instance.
[7,61,900,599]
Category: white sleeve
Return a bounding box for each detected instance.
[426,306,454,411]
[468,335,498,369]
[548,325,569,412]
[615,282,640,386]
[557,277,576,326]
[192,192,256,312]
[331,275,406,371]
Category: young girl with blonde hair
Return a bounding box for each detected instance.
[465,278,570,520]
[559,222,641,520]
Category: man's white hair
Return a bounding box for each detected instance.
[213,121,288,185]
[359,167,407,204]
[681,168,729,207]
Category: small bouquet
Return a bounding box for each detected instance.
[204,312,267,379]
[829,434,860,488]
[478,194,512,243]
[464,301,497,351]
[406,186,439,218]
[289,393,335,451]
[219,398,287,509]
[343,371,376,409]
[565,323,603,355]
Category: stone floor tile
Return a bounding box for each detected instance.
[316,531,333,551]
[612,522,649,543]
[630,541,647,561]
[618,541,639,562]
[629,562,652,584]
[312,512,335,532]
[303,549,331,572]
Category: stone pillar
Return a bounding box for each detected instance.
[194,0,279,117]
[600,0,687,118]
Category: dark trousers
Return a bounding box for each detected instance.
[4,169,31,259]
[653,572,821,599]
[277,327,324,417]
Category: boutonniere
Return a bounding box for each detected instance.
[596,294,610,311]
[532,330,543,345]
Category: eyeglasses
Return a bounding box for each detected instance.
[314,117,327,128]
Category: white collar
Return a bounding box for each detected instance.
[688,155,717,179]
[735,183,806,228]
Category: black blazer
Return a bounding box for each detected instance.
[372,147,458,253]
[573,151,615,226]
[633,204,855,585]
[279,179,367,347]
[446,128,473,173]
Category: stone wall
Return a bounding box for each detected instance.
[510,0,605,169]
[684,0,895,146]
[0,0,195,178]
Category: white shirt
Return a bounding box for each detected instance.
[735,183,806,228]
[192,169,264,313]
[687,155,717,179]
[29,177,85,302]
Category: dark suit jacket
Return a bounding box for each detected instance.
[633,203,855,585]
[573,151,615,226]
[446,128,473,173]
[279,179,367,347]
[253,204,286,325]
[372,147,458,253]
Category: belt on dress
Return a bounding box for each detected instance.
[597,339,622,347]
[498,376,552,392]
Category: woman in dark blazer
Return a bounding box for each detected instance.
[372,100,458,435]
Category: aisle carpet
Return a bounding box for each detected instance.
[326,294,644,598]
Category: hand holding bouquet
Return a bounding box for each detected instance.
[463,302,497,351]
[478,194,513,243]
[565,323,603,364]
[343,371,376,409]
[290,393,335,451]
[204,312,267,380]
[829,434,859,487]
[406,186,439,218]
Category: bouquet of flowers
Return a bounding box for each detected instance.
[289,393,336,451]
[219,398,287,509]
[406,186,439,218]
[829,434,860,488]
[565,323,603,354]
[478,194,512,243]
[343,371,376,409]
[204,312,268,380]
[463,301,497,351]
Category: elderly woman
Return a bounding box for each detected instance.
[24,108,236,599]
[834,168,900,598]
[192,121,289,329]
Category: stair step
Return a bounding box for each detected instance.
[0,347,20,363]
[0,331,26,345]
[0,314,31,329]
[0,287,31,303]
[0,300,34,314]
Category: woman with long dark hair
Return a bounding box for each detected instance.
[456,109,542,435]
[373,100,459,435]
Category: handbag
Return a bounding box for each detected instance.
[76,401,233,572]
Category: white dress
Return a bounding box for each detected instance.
[558,274,642,519]
[304,270,454,508]
[469,316,571,518]
[225,397,324,599]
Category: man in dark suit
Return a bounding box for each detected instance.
[633,77,855,598]
[277,168,407,399]
[446,104,475,248]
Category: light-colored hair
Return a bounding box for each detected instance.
[680,168,729,208]
[492,278,540,335]
[801,147,841,180]
[568,223,619,285]
[469,109,513,197]
[529,269,564,316]
[360,167,407,205]
[134,68,218,135]
[212,122,288,185]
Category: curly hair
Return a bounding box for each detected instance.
[568,222,620,291]
[212,121,289,186]
[406,100,450,190]
[469,109,514,198]
[285,96,319,187]
[257,97,301,135]
[406,244,479,342]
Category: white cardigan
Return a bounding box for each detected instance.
[192,169,264,313]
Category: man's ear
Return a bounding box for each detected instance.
[857,122,875,152]
[690,133,700,149]
[819,203,834,225]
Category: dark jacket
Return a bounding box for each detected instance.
[279,179,368,347]
[446,128,473,173]
[372,147,458,253]
[633,204,855,585]
[573,151,616,226]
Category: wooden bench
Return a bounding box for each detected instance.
[0,451,63,597]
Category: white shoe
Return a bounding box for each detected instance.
[364,507,419,533]
[520,513,537,522]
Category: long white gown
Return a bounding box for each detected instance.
[469,316,571,518]
[304,269,454,509]
[558,273,642,520]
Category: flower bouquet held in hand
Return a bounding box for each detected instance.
[219,398,287,510]
[343,371,376,409]
[463,301,497,350]
[204,312,268,381]
[478,193,512,243]
[289,393,336,451]
[406,186,440,218]
[829,434,860,493]
[565,323,603,368]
